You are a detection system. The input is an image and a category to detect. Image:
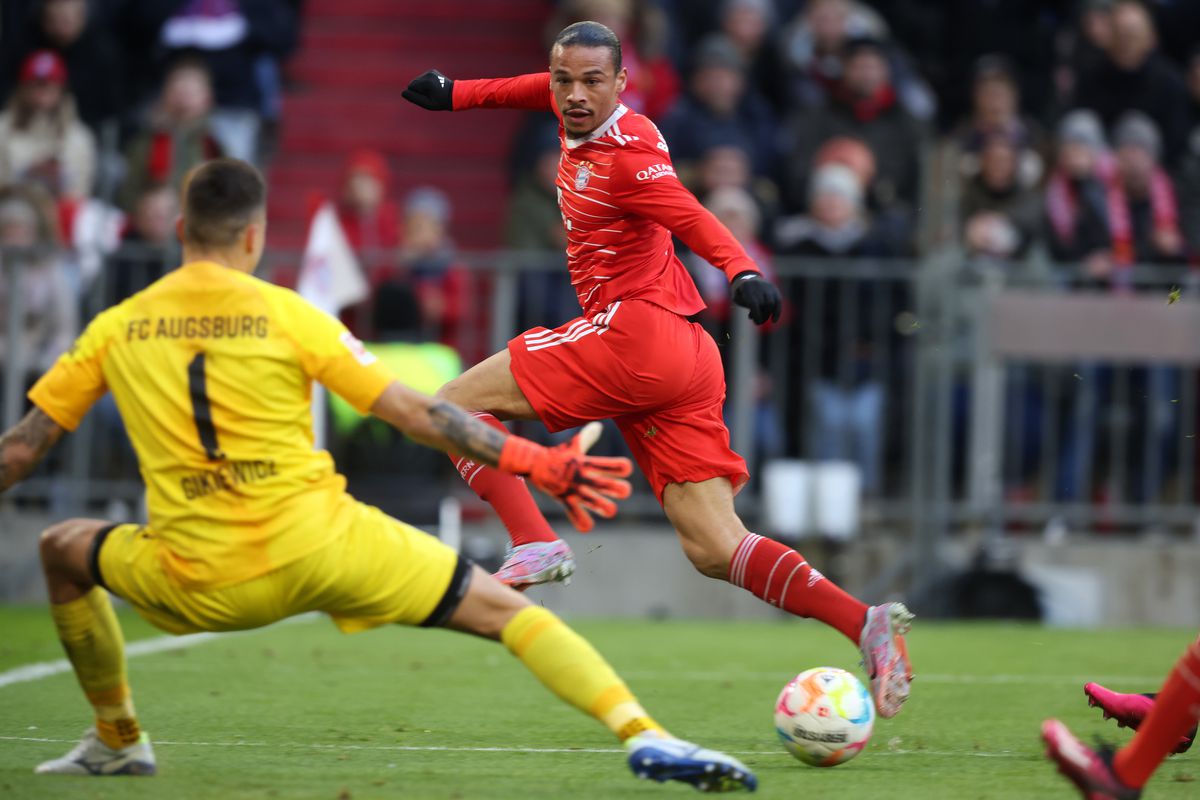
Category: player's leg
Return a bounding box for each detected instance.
[658,477,911,717]
[36,519,155,775]
[445,565,756,791]
[324,506,755,791]
[1085,683,1195,753]
[1045,635,1200,798]
[435,347,570,585]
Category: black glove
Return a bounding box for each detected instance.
[730,271,782,325]
[402,70,454,111]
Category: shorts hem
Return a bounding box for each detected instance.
[419,555,475,628]
[654,470,750,505]
[507,338,571,432]
[88,524,121,592]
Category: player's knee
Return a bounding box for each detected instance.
[38,519,91,567]
[680,539,730,580]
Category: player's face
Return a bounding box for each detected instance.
[550,45,627,139]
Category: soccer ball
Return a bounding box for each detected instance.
[774,667,875,767]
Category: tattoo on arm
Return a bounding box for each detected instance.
[0,407,65,494]
[428,401,507,467]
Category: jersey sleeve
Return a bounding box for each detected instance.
[452,73,556,113]
[27,305,120,431]
[272,292,395,414]
[609,139,761,281]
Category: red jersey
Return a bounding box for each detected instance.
[453,73,761,318]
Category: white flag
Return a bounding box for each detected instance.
[296,201,368,315]
[296,202,369,450]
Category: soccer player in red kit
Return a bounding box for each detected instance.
[403,20,913,717]
[1043,635,1200,798]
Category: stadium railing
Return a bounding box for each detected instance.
[3,245,1199,565]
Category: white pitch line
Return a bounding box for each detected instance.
[0,633,221,689]
[0,736,1027,760]
[0,613,318,690]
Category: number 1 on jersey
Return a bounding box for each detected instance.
[188,352,224,461]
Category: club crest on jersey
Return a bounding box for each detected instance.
[575,161,593,191]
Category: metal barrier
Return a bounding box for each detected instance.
[4,245,1199,586]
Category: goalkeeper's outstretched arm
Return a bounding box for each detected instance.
[0,407,66,495]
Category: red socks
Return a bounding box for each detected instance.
[450,413,558,547]
[728,533,868,644]
[1114,635,1200,788]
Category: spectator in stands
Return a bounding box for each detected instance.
[26,0,124,134]
[1177,48,1200,259]
[1054,0,1116,110]
[108,182,177,304]
[961,135,1043,261]
[659,34,777,178]
[784,0,878,108]
[505,126,566,253]
[775,163,896,494]
[719,0,790,113]
[0,50,95,201]
[784,0,934,120]
[1071,0,1190,165]
[1044,110,1115,281]
[391,188,479,360]
[120,58,222,213]
[338,149,401,282]
[776,163,892,258]
[158,0,298,162]
[1109,111,1184,265]
[955,55,1044,189]
[690,142,780,241]
[0,184,77,382]
[689,186,772,318]
[783,36,924,230]
[504,121,575,328]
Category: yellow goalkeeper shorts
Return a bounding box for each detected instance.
[93,501,469,635]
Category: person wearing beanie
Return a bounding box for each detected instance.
[1044,109,1118,278]
[1111,111,1184,264]
[0,49,96,200]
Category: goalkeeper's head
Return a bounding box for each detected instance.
[179,158,268,274]
[549,21,628,140]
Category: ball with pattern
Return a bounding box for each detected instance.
[774,667,875,767]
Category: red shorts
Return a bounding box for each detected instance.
[508,299,748,503]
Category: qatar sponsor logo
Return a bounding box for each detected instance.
[635,163,675,182]
[575,161,593,190]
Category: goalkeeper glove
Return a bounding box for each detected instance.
[498,422,632,533]
[730,270,782,325]
[402,69,455,111]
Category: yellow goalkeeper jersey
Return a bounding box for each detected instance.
[29,260,395,589]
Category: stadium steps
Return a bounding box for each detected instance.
[267,0,549,259]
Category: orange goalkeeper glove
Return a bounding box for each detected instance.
[498,421,632,532]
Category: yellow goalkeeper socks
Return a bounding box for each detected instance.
[501,606,665,742]
[50,587,142,750]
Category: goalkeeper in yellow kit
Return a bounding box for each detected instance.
[0,159,755,793]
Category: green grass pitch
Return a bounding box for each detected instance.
[1,605,1197,799]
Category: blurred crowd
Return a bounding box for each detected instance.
[5,0,1200,508]
[0,0,298,381]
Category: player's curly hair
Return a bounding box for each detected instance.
[553,21,623,72]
